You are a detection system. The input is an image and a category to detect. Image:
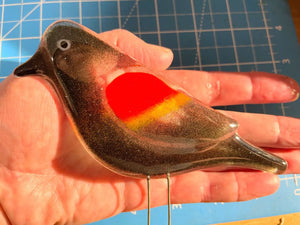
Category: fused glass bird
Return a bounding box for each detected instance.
[14,20,287,225]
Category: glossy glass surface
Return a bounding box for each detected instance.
[14,20,287,177]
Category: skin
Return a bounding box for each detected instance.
[0,29,300,225]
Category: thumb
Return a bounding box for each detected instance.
[98,29,173,71]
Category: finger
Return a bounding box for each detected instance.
[123,171,279,212]
[171,171,279,203]
[163,70,299,106]
[98,29,173,71]
[274,149,300,174]
[221,111,300,148]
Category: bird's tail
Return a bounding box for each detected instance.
[210,134,287,174]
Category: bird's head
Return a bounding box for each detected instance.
[14,20,124,83]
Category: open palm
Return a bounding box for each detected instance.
[0,29,300,225]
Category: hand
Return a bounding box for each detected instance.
[0,29,299,225]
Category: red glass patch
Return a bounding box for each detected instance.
[106,72,178,120]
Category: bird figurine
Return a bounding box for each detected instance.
[14,20,287,225]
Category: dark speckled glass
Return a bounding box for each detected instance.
[14,20,287,178]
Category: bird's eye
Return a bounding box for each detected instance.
[57,39,71,51]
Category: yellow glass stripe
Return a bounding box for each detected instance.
[125,93,191,131]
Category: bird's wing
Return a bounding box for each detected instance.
[106,72,238,146]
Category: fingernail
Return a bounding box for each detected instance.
[291,90,299,101]
[288,79,300,100]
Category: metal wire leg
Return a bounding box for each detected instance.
[147,175,151,225]
[167,173,171,225]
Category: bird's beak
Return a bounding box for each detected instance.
[14,47,53,77]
